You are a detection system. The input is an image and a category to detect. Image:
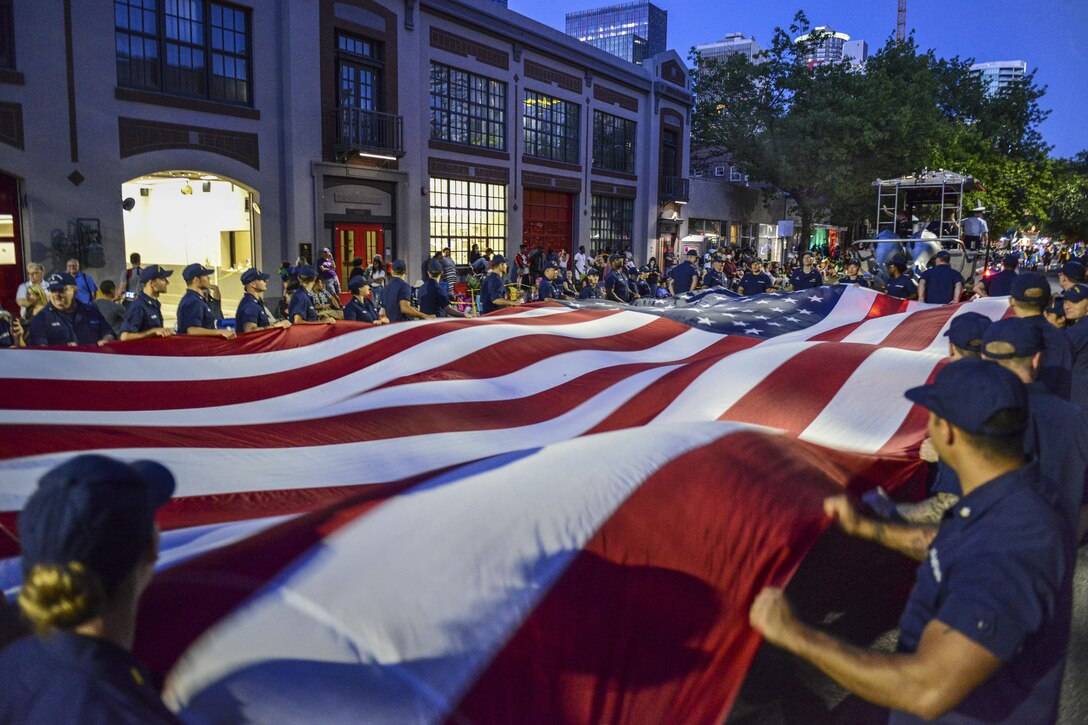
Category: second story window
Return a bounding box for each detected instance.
[115,0,252,105]
[523,90,579,165]
[0,0,15,70]
[430,62,506,151]
[337,32,382,111]
[593,110,636,174]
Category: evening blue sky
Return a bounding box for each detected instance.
[510,0,1088,158]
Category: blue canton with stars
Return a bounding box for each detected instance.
[557,285,846,340]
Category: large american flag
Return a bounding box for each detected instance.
[0,286,1012,723]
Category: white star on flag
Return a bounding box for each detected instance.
[785,316,800,323]
[696,316,713,325]
[808,295,822,303]
[798,309,815,315]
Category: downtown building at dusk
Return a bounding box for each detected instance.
[565,1,667,65]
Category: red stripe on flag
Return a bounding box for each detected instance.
[878,304,958,351]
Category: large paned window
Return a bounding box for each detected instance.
[430,62,506,151]
[593,111,636,174]
[337,31,381,111]
[429,178,507,263]
[523,90,579,165]
[0,0,15,70]
[688,218,727,237]
[115,0,252,105]
[590,195,634,253]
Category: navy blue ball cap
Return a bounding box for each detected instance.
[887,255,908,269]
[544,261,561,271]
[1060,261,1085,280]
[640,264,651,273]
[905,358,1028,435]
[347,275,371,292]
[586,267,601,277]
[935,250,952,261]
[1064,283,1088,304]
[1046,296,1066,317]
[296,265,318,278]
[20,454,175,596]
[981,317,1043,359]
[182,263,215,283]
[943,311,992,352]
[685,249,699,258]
[138,264,173,285]
[1002,253,1020,266]
[392,259,408,273]
[490,254,506,266]
[240,267,270,285]
[427,259,443,275]
[44,272,76,292]
[844,258,861,268]
[1010,272,1050,303]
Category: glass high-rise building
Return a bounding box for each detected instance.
[793,26,852,65]
[969,60,1027,96]
[695,33,764,64]
[565,2,667,65]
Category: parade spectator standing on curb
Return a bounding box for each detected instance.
[961,204,988,251]
[343,276,387,324]
[573,246,588,279]
[579,268,602,300]
[16,262,47,320]
[1010,272,1072,399]
[28,273,116,347]
[177,264,236,339]
[978,254,1019,297]
[750,358,1072,724]
[480,254,521,314]
[440,248,458,291]
[66,258,98,305]
[288,266,334,325]
[918,250,963,304]
[119,265,173,341]
[1057,261,1085,292]
[317,248,340,295]
[95,281,126,332]
[0,454,183,724]
[236,267,291,332]
[884,257,918,300]
[381,259,432,322]
[667,250,701,296]
[1062,283,1088,412]
[120,253,144,294]
[420,260,467,318]
[737,258,775,296]
[788,251,822,291]
[311,276,343,320]
[0,308,25,347]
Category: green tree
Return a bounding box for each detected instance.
[1047,152,1088,241]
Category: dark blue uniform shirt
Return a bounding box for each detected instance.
[0,632,181,724]
[344,296,380,322]
[703,268,727,288]
[838,274,869,288]
[27,302,114,346]
[604,270,632,302]
[893,464,1072,725]
[480,272,506,314]
[1021,314,1072,400]
[985,269,1017,296]
[537,277,561,301]
[235,292,271,329]
[176,288,217,333]
[380,276,413,322]
[418,278,451,316]
[667,261,700,294]
[1065,318,1088,410]
[636,279,652,297]
[885,274,918,299]
[119,292,165,334]
[738,271,774,296]
[578,283,601,300]
[789,268,822,290]
[919,265,963,304]
[287,287,318,322]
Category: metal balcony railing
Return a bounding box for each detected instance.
[332,105,405,159]
[658,175,690,204]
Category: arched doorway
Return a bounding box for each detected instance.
[120,171,258,322]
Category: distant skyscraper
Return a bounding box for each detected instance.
[969,60,1027,95]
[565,2,667,65]
[695,33,764,63]
[793,26,852,65]
[843,39,867,68]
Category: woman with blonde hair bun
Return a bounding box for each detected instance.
[0,454,180,723]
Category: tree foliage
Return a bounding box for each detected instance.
[691,11,1055,247]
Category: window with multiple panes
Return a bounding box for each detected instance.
[593,111,636,174]
[115,0,252,105]
[430,62,506,151]
[687,219,727,237]
[337,31,381,111]
[429,178,507,263]
[523,90,579,165]
[590,195,634,253]
[0,0,15,70]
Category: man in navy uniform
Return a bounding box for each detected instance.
[176,263,235,339]
[235,267,291,332]
[480,254,520,315]
[578,268,602,300]
[737,258,775,296]
[751,358,1072,724]
[1057,260,1085,292]
[667,249,700,296]
[537,262,566,302]
[703,255,729,289]
[28,273,116,347]
[838,259,869,288]
[1062,283,1088,412]
[604,255,633,303]
[918,250,964,304]
[623,265,642,301]
[635,266,654,297]
[287,265,333,325]
[343,276,387,324]
[1009,272,1072,399]
[419,260,467,317]
[380,259,431,323]
[978,254,1019,297]
[884,256,918,299]
[788,250,822,291]
[119,265,174,341]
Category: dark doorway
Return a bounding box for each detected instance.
[0,173,24,313]
[522,189,574,257]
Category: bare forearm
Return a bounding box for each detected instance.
[856,517,936,561]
